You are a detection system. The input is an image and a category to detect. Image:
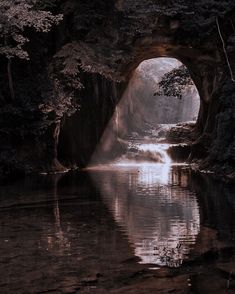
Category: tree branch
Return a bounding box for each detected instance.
[216,17,235,83]
[7,58,15,100]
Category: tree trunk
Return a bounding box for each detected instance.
[7,59,15,101]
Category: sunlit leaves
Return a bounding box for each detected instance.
[0,0,63,60]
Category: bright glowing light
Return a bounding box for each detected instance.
[137,143,172,164]
[89,165,200,268]
[105,143,172,185]
[137,163,171,186]
[86,57,201,268]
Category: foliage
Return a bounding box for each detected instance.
[155,65,193,99]
[35,0,61,10]
[53,41,123,93]
[0,0,63,60]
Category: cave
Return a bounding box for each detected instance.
[1,1,234,180]
[52,4,235,177]
[57,46,220,170]
[1,1,235,293]
[82,57,201,165]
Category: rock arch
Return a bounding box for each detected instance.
[1,0,234,180]
[56,1,235,180]
[58,40,222,169]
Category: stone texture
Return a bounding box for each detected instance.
[0,0,235,178]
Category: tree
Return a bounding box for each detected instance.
[0,0,62,100]
[154,65,193,99]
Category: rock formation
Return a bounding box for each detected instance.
[0,0,235,180]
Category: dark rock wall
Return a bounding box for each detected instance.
[0,0,235,178]
[58,74,124,167]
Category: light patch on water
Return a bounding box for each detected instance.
[137,163,171,186]
[106,143,172,185]
[89,166,201,268]
[87,142,173,185]
[88,138,201,268]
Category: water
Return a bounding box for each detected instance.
[115,142,172,164]
[88,164,200,268]
[1,165,235,293]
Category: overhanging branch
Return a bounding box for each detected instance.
[216,17,235,83]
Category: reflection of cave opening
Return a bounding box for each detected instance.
[90,58,200,165]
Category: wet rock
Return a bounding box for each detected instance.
[165,122,197,144]
[167,144,191,162]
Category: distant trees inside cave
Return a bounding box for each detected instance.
[154,65,193,99]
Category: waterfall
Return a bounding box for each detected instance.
[115,142,172,165]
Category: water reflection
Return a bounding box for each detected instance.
[1,169,235,293]
[89,165,200,267]
[48,178,71,254]
[136,163,171,186]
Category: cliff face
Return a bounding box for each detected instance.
[0,0,235,179]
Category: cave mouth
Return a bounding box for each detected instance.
[133,57,200,126]
[89,57,200,166]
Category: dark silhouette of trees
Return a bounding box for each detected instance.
[0,0,62,100]
[155,65,193,99]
